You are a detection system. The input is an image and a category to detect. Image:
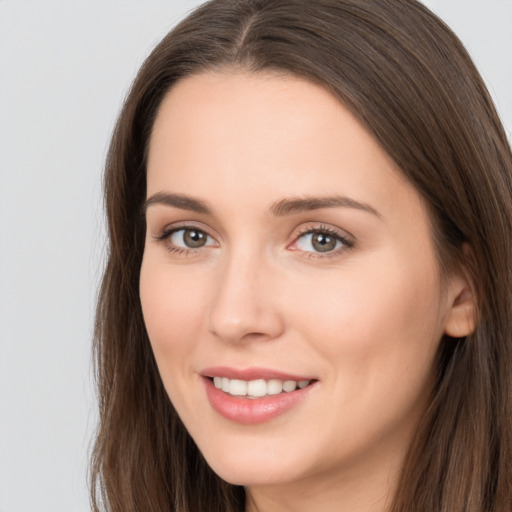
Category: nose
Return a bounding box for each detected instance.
[207,249,285,344]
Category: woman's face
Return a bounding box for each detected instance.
[140,72,463,494]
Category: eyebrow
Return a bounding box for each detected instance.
[270,196,382,219]
[143,192,382,219]
[143,192,211,214]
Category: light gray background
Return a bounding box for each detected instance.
[0,1,510,511]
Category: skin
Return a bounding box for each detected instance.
[140,71,475,512]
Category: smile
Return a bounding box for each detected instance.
[201,368,318,424]
[212,377,311,398]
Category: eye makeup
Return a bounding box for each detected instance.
[151,220,355,260]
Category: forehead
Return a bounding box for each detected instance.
[146,71,426,225]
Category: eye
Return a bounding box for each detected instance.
[293,226,353,255]
[168,227,215,249]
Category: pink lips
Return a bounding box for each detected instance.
[201,366,317,425]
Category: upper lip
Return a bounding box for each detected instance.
[200,366,316,381]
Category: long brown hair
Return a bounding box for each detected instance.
[90,1,512,510]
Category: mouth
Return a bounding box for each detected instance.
[200,367,318,424]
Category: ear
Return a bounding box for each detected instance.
[443,249,477,338]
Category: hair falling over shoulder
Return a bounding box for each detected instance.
[90,1,512,510]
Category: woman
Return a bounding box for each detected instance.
[90,0,512,511]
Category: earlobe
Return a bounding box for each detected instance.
[443,273,477,338]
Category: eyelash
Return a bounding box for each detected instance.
[153,223,354,259]
[154,224,215,256]
[292,224,354,259]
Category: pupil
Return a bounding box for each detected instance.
[312,233,336,252]
[184,229,206,248]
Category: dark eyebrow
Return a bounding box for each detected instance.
[143,192,211,215]
[143,192,382,220]
[270,196,383,219]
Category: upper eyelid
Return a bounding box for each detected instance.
[153,221,218,239]
[293,223,354,243]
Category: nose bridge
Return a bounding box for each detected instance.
[208,244,283,343]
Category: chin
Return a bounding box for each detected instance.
[192,429,314,487]
[205,456,294,487]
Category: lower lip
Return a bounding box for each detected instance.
[203,377,316,424]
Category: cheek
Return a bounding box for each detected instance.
[139,256,208,369]
[285,254,443,392]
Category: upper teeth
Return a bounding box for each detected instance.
[213,377,310,398]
